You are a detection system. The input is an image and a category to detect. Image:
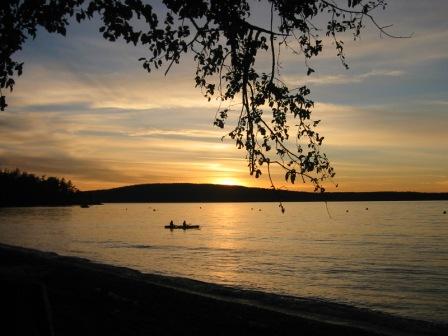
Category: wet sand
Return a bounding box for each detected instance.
[0,243,446,335]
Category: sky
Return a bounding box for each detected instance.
[1,0,447,192]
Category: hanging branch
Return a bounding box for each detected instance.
[0,0,400,198]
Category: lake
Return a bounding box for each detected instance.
[0,201,447,323]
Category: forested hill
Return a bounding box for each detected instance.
[81,183,448,203]
[0,169,79,206]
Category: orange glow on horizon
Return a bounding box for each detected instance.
[213,177,243,186]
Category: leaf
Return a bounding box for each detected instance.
[0,96,7,111]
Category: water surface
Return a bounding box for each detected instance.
[0,201,447,322]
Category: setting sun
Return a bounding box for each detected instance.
[214,177,242,186]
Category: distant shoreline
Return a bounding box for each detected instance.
[1,243,446,335]
[2,183,447,207]
[1,198,448,208]
[1,197,448,208]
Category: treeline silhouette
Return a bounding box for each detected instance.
[0,169,79,206]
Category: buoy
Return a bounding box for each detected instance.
[346,210,349,213]
[365,207,369,210]
[444,211,447,214]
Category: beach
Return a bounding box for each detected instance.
[1,243,446,336]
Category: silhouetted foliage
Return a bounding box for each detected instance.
[0,0,399,192]
[0,168,79,205]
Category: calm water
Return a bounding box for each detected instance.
[0,201,447,322]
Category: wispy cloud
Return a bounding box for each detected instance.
[284,69,404,86]
[9,63,219,111]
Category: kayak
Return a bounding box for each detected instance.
[164,224,200,230]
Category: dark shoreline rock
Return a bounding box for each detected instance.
[0,243,446,336]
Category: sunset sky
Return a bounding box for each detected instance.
[1,0,447,192]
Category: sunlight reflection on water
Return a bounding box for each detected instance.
[0,201,447,322]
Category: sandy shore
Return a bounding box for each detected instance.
[0,244,446,336]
